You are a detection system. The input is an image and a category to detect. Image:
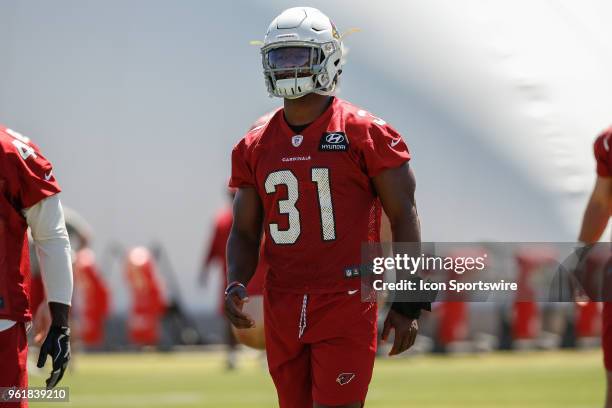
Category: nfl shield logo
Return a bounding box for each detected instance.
[292,135,303,147]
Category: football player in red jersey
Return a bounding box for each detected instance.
[201,187,267,361]
[202,187,240,369]
[0,126,73,406]
[224,7,428,408]
[202,114,277,367]
[578,126,612,408]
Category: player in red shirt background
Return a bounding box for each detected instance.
[578,126,612,408]
[202,114,276,366]
[31,208,110,348]
[224,7,429,408]
[0,126,73,407]
[201,188,240,369]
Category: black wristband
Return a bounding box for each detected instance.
[390,301,431,320]
[49,325,71,336]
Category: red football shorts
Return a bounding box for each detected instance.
[0,322,28,408]
[603,302,612,371]
[264,289,377,408]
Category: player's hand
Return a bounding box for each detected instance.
[224,283,255,329]
[561,244,598,301]
[381,309,418,356]
[37,325,71,389]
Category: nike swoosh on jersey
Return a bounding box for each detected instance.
[44,171,53,181]
[389,137,402,147]
[347,290,359,295]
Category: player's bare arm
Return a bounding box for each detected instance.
[582,129,612,408]
[373,163,421,356]
[373,163,420,242]
[578,176,612,243]
[225,187,263,329]
[570,175,612,301]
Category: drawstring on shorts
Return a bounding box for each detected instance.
[298,294,309,339]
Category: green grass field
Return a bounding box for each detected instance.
[29,350,605,408]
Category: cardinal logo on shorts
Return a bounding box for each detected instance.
[336,373,356,386]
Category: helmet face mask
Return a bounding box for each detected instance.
[261,7,343,99]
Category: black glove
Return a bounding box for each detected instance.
[37,326,71,389]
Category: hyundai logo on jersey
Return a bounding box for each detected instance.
[319,132,348,151]
[326,133,345,144]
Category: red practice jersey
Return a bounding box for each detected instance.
[594,126,612,177]
[205,207,233,279]
[0,125,61,321]
[230,98,410,293]
[206,206,267,296]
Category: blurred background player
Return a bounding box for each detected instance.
[201,190,268,367]
[201,186,240,369]
[225,7,429,408]
[32,208,109,350]
[65,208,109,349]
[578,126,612,408]
[201,114,274,368]
[0,125,73,405]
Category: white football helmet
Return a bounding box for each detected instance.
[261,7,343,99]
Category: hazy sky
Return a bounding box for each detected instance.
[1,1,610,312]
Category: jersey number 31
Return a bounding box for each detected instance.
[265,168,335,245]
